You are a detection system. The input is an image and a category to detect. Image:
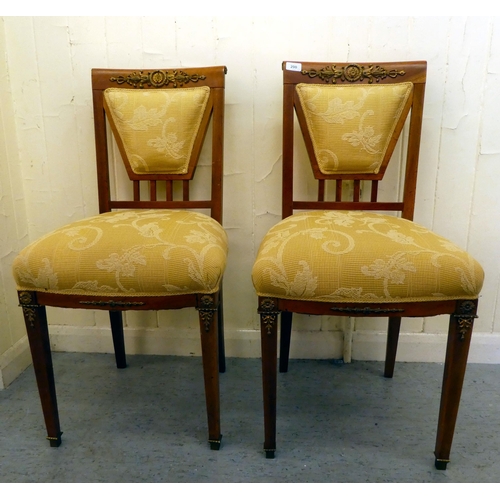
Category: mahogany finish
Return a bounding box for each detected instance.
[258,61,479,469]
[18,66,227,450]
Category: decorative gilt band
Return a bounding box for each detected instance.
[331,306,405,314]
[79,300,145,308]
[258,298,280,335]
[196,295,218,333]
[110,69,206,88]
[46,433,63,442]
[435,458,450,470]
[301,64,405,84]
[208,437,221,447]
[453,300,478,341]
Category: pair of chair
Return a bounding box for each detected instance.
[13,62,484,470]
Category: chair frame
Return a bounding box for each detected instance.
[258,61,479,469]
[18,65,227,450]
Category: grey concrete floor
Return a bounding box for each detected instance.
[1,352,499,483]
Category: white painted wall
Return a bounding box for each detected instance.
[0,18,31,388]
[1,16,500,386]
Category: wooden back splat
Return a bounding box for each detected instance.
[92,66,227,224]
[281,61,426,221]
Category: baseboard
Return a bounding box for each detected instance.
[49,325,213,357]
[2,327,499,389]
[48,326,345,359]
[352,331,500,364]
[47,326,500,364]
[0,336,32,389]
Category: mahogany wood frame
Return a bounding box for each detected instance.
[258,61,479,469]
[18,65,227,451]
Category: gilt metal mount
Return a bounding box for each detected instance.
[453,300,478,341]
[197,295,217,333]
[258,298,280,335]
[110,69,206,88]
[18,291,40,327]
[22,308,37,327]
[302,64,406,84]
[19,291,36,306]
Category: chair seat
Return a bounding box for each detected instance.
[13,209,228,296]
[252,210,483,303]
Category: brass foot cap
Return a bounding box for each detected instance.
[46,432,63,448]
[435,458,449,470]
[209,436,222,450]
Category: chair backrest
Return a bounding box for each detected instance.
[282,61,426,221]
[92,66,226,223]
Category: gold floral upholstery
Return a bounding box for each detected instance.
[104,86,210,175]
[296,83,412,175]
[252,210,484,303]
[13,209,228,296]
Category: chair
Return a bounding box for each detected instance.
[13,65,228,450]
[252,61,484,469]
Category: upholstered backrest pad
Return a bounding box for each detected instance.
[296,82,412,175]
[13,209,227,296]
[252,211,484,303]
[104,86,210,175]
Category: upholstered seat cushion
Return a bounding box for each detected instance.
[252,211,484,303]
[13,210,227,296]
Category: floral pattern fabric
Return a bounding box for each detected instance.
[104,86,210,175]
[13,210,228,296]
[252,211,484,303]
[296,82,412,175]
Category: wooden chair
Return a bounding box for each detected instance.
[252,61,484,469]
[13,66,228,450]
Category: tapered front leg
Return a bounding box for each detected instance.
[19,291,62,447]
[259,297,279,458]
[197,294,221,450]
[434,300,478,470]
